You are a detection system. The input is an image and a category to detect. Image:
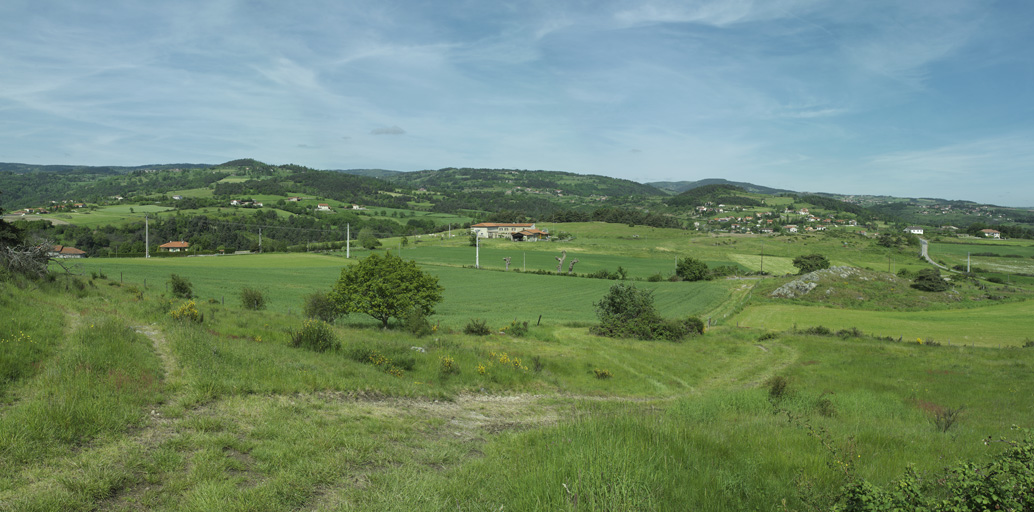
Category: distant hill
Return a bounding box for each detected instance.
[0,162,211,174]
[649,178,793,195]
[389,168,666,197]
[666,184,766,208]
[332,169,407,179]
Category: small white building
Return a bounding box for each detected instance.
[905,226,924,235]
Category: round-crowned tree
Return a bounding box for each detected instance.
[330,252,443,327]
[792,253,831,274]
[676,256,709,281]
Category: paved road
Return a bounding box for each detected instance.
[919,238,952,271]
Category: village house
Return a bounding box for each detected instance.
[316,203,332,211]
[159,241,190,253]
[783,225,798,233]
[981,229,1002,239]
[511,228,549,241]
[49,245,86,259]
[905,226,924,235]
[470,222,536,239]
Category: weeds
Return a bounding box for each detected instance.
[594,368,613,379]
[932,406,964,433]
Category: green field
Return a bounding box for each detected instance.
[40,204,173,227]
[731,301,1034,346]
[68,252,739,327]
[6,219,1034,510]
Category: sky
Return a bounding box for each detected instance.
[2,1,1033,206]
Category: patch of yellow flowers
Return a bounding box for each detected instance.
[169,300,201,322]
[477,351,529,376]
[0,331,35,344]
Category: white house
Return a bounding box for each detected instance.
[981,229,1002,239]
[470,223,536,239]
[316,203,332,211]
[905,226,924,235]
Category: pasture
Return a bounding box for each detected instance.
[7,221,1033,510]
[67,252,739,327]
[40,204,173,227]
[1,270,1031,510]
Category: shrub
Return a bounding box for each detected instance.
[438,355,459,376]
[403,306,432,337]
[836,327,864,339]
[291,319,338,352]
[169,274,193,299]
[757,332,779,342]
[646,273,664,282]
[240,286,266,310]
[767,375,790,401]
[912,268,950,292]
[169,300,202,323]
[799,325,833,336]
[591,283,658,340]
[594,369,613,380]
[303,291,339,323]
[504,320,529,337]
[816,392,837,418]
[464,319,492,336]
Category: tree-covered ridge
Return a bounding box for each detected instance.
[0,168,228,208]
[649,178,794,195]
[796,195,873,218]
[666,184,764,208]
[390,168,665,198]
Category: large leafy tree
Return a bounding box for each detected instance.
[676,256,709,281]
[330,252,443,327]
[792,253,830,274]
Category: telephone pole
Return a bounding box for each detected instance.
[145,214,150,258]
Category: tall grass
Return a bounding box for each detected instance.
[0,316,162,465]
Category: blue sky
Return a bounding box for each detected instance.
[2,1,1032,206]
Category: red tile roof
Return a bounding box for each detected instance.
[160,241,190,249]
[51,245,86,255]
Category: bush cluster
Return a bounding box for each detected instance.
[303,291,339,323]
[463,319,492,336]
[290,319,338,352]
[169,274,193,299]
[169,300,202,322]
[590,283,704,342]
[239,286,266,310]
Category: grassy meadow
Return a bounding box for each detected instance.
[3,222,1033,510]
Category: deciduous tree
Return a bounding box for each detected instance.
[330,252,443,328]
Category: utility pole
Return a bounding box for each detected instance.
[145,214,150,258]
[475,234,480,269]
[967,252,970,273]
[259,227,262,253]
[760,240,764,273]
[346,223,350,258]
